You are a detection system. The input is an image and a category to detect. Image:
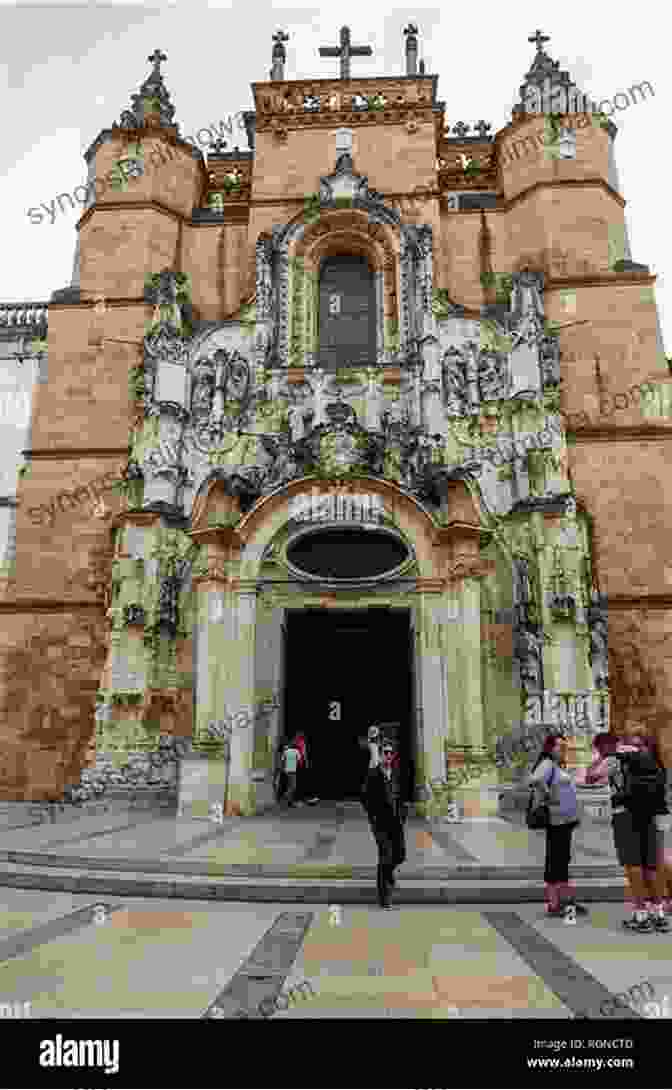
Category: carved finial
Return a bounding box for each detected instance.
[528,29,550,53]
[119,49,175,129]
[270,30,289,80]
[404,23,419,76]
[147,48,167,74]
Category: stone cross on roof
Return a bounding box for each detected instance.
[528,29,550,53]
[319,26,372,80]
[147,48,167,74]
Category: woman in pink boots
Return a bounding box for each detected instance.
[529,733,588,917]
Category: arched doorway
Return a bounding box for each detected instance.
[318,255,376,370]
[283,607,413,799]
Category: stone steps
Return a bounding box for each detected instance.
[0,861,628,903]
[0,850,624,881]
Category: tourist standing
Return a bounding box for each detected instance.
[583,732,616,786]
[281,738,301,808]
[293,732,319,805]
[361,739,411,909]
[529,734,588,917]
[587,733,669,931]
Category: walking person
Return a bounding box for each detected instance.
[361,738,411,909]
[587,732,669,931]
[529,733,588,917]
[280,737,301,808]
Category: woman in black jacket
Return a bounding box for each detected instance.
[361,739,412,909]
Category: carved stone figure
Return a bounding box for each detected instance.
[255,234,274,320]
[478,350,508,400]
[191,361,214,418]
[212,349,250,404]
[258,434,298,489]
[539,334,561,386]
[158,574,180,636]
[515,627,544,690]
[442,347,467,414]
[514,556,534,626]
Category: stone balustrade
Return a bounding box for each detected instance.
[0,302,48,332]
[524,689,610,736]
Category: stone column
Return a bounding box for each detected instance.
[364,367,381,431]
[251,596,284,810]
[415,581,451,792]
[222,583,258,815]
[179,547,232,819]
[436,513,497,817]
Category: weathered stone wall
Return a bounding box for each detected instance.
[0,612,107,800]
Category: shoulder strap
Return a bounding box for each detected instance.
[544,760,556,786]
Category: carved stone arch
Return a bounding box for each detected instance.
[270,201,412,368]
[232,476,450,581]
[298,224,396,369]
[285,209,400,369]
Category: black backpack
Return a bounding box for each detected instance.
[617,751,666,815]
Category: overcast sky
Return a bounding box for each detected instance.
[0,0,668,353]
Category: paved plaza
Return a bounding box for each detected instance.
[0,803,670,1020]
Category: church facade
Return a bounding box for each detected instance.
[0,27,671,818]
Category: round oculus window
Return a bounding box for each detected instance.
[285,527,410,580]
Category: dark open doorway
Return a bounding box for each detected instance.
[282,609,413,800]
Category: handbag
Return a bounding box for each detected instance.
[526,762,556,829]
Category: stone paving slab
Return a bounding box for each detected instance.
[0,892,665,1021]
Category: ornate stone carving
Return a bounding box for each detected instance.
[515,626,544,690]
[124,604,146,626]
[587,592,609,689]
[190,359,215,419]
[442,347,468,415]
[539,334,561,387]
[514,555,536,627]
[478,349,509,400]
[144,325,191,369]
[116,49,176,130]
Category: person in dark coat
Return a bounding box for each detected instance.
[361,739,413,908]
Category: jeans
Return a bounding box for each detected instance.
[284,772,297,805]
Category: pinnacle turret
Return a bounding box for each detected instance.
[117,48,177,130]
[511,30,596,118]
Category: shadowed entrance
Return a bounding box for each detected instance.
[283,609,413,800]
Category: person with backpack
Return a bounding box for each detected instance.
[528,733,588,917]
[587,732,669,932]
